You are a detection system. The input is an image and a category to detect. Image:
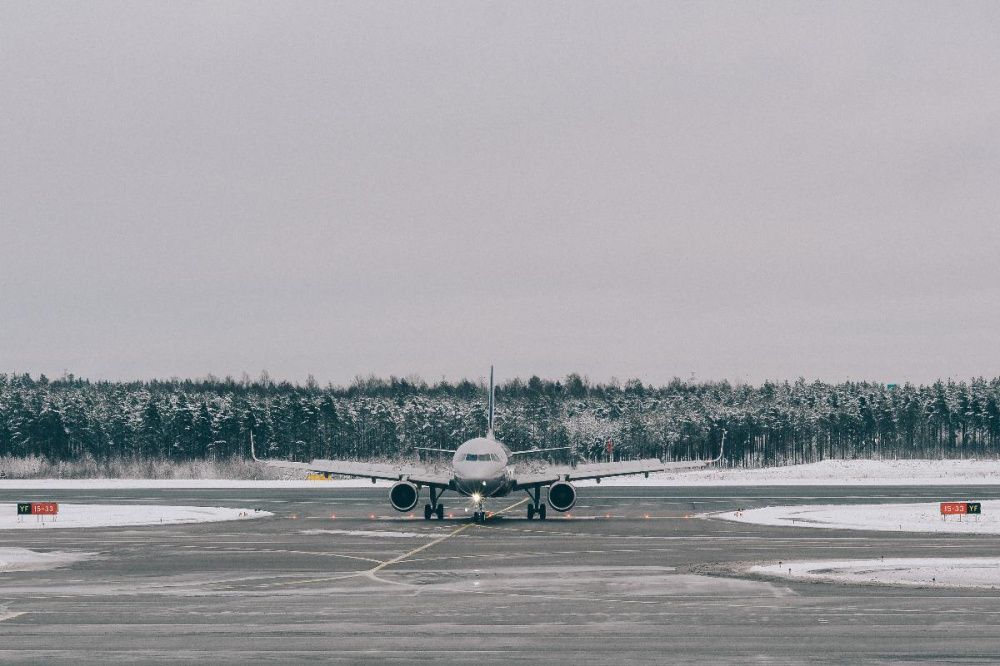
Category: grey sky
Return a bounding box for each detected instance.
[3,2,999,386]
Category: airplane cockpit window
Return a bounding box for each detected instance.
[464,453,499,462]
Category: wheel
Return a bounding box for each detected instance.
[436,504,444,520]
[538,503,547,520]
[423,504,432,520]
[527,505,535,520]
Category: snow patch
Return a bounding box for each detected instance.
[0,547,93,572]
[0,504,271,530]
[605,458,1000,486]
[751,558,1000,589]
[717,501,1000,534]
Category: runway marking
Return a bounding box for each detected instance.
[262,499,529,589]
[181,546,384,564]
[0,613,25,623]
[368,498,528,575]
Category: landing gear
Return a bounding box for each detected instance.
[527,503,547,520]
[525,485,547,520]
[425,487,446,520]
[472,510,486,523]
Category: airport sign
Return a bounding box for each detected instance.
[940,502,981,515]
[16,502,59,515]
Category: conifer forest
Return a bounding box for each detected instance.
[2,372,1000,477]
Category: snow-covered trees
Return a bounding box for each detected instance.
[1,373,1000,467]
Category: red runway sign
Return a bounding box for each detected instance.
[16,502,59,515]
[941,502,979,516]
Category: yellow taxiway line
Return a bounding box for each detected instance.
[369,498,529,574]
[265,497,530,588]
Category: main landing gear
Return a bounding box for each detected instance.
[423,487,445,520]
[526,486,547,520]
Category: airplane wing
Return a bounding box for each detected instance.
[251,436,451,488]
[278,458,452,488]
[513,458,664,489]
[513,444,725,489]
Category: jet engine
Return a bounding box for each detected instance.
[547,481,577,512]
[389,481,419,512]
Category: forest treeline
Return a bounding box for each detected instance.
[3,372,1000,473]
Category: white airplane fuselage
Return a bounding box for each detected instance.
[451,435,514,498]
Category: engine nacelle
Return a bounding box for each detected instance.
[547,481,577,512]
[389,481,419,512]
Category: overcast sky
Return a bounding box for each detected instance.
[3,2,999,387]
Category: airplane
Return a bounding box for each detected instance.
[252,367,724,523]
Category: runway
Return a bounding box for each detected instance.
[3,485,1000,663]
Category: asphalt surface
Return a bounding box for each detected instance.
[3,485,1000,664]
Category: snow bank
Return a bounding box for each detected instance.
[604,458,1000,486]
[0,547,93,572]
[4,459,1000,489]
[0,479,388,490]
[751,558,1000,589]
[0,504,272,530]
[717,501,1000,534]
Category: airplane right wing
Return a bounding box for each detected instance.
[262,457,452,488]
[251,436,452,488]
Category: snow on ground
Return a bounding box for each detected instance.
[751,558,1000,589]
[0,479,390,490]
[717,501,1000,534]
[4,459,1000,489]
[0,547,94,572]
[613,458,1000,486]
[0,504,271,530]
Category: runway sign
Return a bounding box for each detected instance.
[17,502,59,515]
[940,502,981,515]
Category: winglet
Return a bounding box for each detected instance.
[250,431,261,462]
[487,365,495,438]
[709,430,726,464]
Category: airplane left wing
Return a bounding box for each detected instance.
[513,436,725,489]
[513,458,664,489]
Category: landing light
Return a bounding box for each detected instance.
[471,492,483,503]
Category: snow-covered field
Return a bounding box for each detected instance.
[630,458,1000,486]
[751,558,1000,589]
[0,547,94,572]
[0,504,271,530]
[717,501,1000,534]
[3,459,1000,489]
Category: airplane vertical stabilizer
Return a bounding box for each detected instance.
[487,365,495,438]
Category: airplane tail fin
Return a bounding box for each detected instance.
[487,365,495,438]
